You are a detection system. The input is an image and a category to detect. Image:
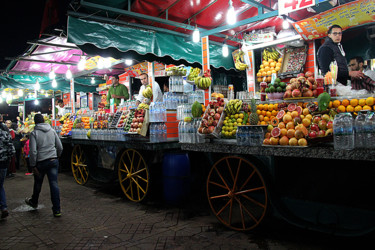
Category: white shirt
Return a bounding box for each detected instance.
[136,81,163,103]
[57,106,65,117]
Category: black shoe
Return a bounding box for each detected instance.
[1,210,9,219]
[25,198,38,209]
[53,211,61,217]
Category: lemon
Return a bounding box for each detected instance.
[239,113,244,119]
[234,114,239,119]
[237,118,242,124]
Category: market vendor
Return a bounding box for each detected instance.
[56,99,65,117]
[136,73,163,105]
[317,24,364,85]
[349,56,375,81]
[106,75,129,107]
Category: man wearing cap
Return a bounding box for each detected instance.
[25,114,63,217]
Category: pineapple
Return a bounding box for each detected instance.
[249,98,259,125]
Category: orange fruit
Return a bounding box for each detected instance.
[271,110,278,116]
[287,129,296,139]
[328,101,332,108]
[291,111,299,118]
[286,121,295,130]
[264,116,270,122]
[263,104,268,111]
[354,105,362,112]
[302,118,311,127]
[303,102,308,108]
[256,110,261,115]
[342,99,350,107]
[289,137,298,146]
[263,62,269,67]
[258,115,264,121]
[305,114,313,120]
[346,105,354,112]
[366,96,374,106]
[332,100,341,108]
[302,108,310,116]
[359,99,366,106]
[257,104,263,110]
[268,104,274,111]
[268,59,274,63]
[260,65,264,69]
[280,128,288,137]
[261,110,266,116]
[266,111,272,117]
[363,105,372,110]
[274,103,278,110]
[279,136,289,146]
[278,122,286,129]
[278,58,283,63]
[337,105,346,113]
[298,138,308,146]
[350,99,358,107]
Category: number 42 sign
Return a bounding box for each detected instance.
[278,0,315,15]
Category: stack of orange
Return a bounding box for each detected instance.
[81,116,91,129]
[256,103,279,125]
[256,58,283,83]
[331,96,375,113]
[60,119,73,136]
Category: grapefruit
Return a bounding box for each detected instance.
[270,137,279,145]
[286,122,295,130]
[291,111,299,118]
[278,122,286,129]
[295,130,304,139]
[296,106,303,116]
[276,110,285,120]
[271,127,281,138]
[279,136,289,146]
[265,132,271,139]
[280,128,288,137]
[287,103,297,112]
[298,138,308,146]
[263,138,271,145]
[287,129,296,138]
[283,114,293,123]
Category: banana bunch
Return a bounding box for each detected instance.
[263,47,279,61]
[166,66,187,76]
[187,67,201,81]
[195,76,212,90]
[137,103,149,110]
[59,113,71,122]
[142,85,153,99]
[234,50,247,71]
[225,99,243,115]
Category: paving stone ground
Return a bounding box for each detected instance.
[0,168,372,249]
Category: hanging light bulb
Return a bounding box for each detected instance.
[52,79,57,88]
[226,0,236,25]
[35,79,40,91]
[66,66,72,79]
[222,43,229,57]
[193,25,200,43]
[97,57,105,69]
[282,16,290,29]
[34,99,39,105]
[49,68,56,79]
[78,56,86,71]
[6,93,13,104]
[104,58,111,68]
[125,59,133,66]
[91,77,95,84]
[18,89,23,97]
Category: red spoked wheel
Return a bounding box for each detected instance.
[206,156,268,231]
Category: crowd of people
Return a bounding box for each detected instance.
[0,113,63,219]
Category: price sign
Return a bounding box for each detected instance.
[278,0,315,15]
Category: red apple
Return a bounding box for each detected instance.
[139,117,144,123]
[310,124,319,132]
[212,120,218,127]
[327,121,333,129]
[214,113,221,121]
[208,126,215,134]
[132,118,137,123]
[318,120,327,130]
[318,130,326,137]
[203,113,209,120]
[308,131,317,138]
[216,106,224,114]
[313,116,321,124]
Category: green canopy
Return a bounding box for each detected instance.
[67,17,235,70]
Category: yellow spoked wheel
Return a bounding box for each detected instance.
[207,156,268,231]
[118,149,149,202]
[71,145,89,185]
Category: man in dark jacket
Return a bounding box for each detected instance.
[0,114,15,219]
[25,114,63,217]
[317,24,364,85]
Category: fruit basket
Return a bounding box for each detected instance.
[197,101,226,139]
[267,92,284,100]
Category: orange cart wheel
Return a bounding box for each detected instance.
[206,156,268,231]
[118,149,149,202]
[71,145,89,185]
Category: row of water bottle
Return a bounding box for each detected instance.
[354,111,375,149]
[163,92,187,109]
[187,91,205,104]
[149,123,168,143]
[236,126,264,146]
[333,113,355,150]
[91,129,125,141]
[149,102,167,122]
[169,76,184,92]
[178,119,205,143]
[177,104,192,121]
[72,129,88,139]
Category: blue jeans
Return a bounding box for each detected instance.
[0,168,8,211]
[31,159,60,212]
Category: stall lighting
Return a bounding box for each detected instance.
[78,56,86,71]
[66,66,72,79]
[6,93,12,103]
[282,16,290,29]
[1,91,6,98]
[222,43,229,57]
[35,80,40,91]
[125,59,133,66]
[49,69,56,80]
[18,89,23,97]
[91,77,95,84]
[52,79,57,88]
[34,99,39,105]
[97,57,105,69]
[193,25,200,43]
[226,0,236,25]
[104,58,111,68]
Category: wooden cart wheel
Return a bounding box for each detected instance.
[207,156,268,231]
[71,145,89,185]
[118,149,149,202]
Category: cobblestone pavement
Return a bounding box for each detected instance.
[0,169,372,250]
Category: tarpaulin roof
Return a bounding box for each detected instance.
[67,17,236,70]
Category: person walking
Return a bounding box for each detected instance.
[25,114,63,217]
[22,134,32,176]
[0,115,16,219]
[5,120,16,177]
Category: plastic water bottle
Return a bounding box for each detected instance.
[162,123,167,142]
[236,127,243,145]
[354,111,367,148]
[178,121,182,142]
[334,113,354,150]
[364,112,375,148]
[150,124,155,143]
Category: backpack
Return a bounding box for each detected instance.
[0,123,16,162]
